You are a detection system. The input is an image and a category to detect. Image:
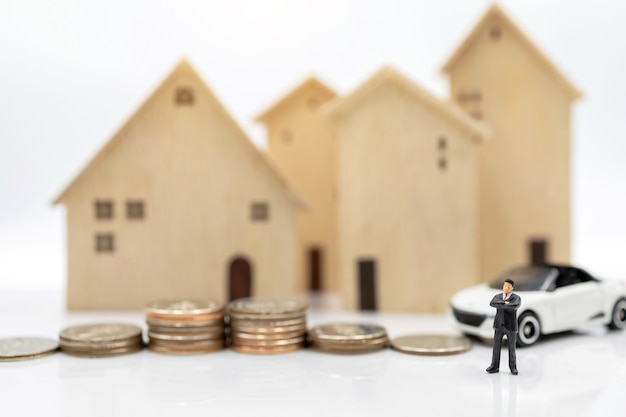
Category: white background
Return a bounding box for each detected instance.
[1,0,626,291]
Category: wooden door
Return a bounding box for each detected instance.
[529,239,548,266]
[229,257,252,301]
[309,247,322,291]
[358,259,377,311]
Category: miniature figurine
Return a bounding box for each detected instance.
[486,278,520,375]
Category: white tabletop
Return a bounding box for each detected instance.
[1,289,625,417]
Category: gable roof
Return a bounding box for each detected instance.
[323,66,490,142]
[52,59,308,209]
[440,4,581,101]
[254,76,337,123]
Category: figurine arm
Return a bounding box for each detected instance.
[489,295,503,308]
[501,295,521,310]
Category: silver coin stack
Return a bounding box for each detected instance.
[308,323,389,353]
[145,299,225,354]
[59,323,143,357]
[228,298,308,354]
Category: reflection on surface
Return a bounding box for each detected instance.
[491,374,517,417]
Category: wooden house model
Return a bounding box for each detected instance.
[53,61,305,309]
[55,4,579,312]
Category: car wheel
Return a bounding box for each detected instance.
[608,298,626,330]
[517,312,541,347]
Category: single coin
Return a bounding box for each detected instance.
[148,343,223,355]
[146,318,223,328]
[308,323,387,342]
[147,324,224,336]
[230,336,305,347]
[145,299,224,315]
[311,341,388,354]
[228,311,306,321]
[230,323,307,335]
[311,335,389,348]
[229,317,306,328]
[390,334,472,356]
[60,323,142,343]
[148,331,223,342]
[0,337,59,362]
[230,342,304,355]
[59,336,143,350]
[61,344,143,358]
[145,308,224,322]
[149,337,224,348]
[228,298,307,316]
[230,330,305,341]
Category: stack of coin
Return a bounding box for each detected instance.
[59,323,143,357]
[228,298,307,354]
[308,323,389,353]
[145,299,225,354]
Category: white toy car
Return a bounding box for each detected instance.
[450,264,626,346]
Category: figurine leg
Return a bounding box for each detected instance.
[507,330,518,374]
[487,328,503,373]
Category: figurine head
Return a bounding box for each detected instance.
[503,279,514,294]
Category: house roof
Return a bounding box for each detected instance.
[322,66,490,141]
[52,59,308,209]
[254,76,337,123]
[440,4,582,101]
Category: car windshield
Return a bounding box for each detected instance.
[488,266,556,291]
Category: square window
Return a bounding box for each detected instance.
[438,136,447,150]
[251,202,269,221]
[127,201,145,219]
[470,110,482,120]
[95,201,113,219]
[96,233,114,253]
[176,87,194,105]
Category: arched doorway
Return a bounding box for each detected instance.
[229,257,252,301]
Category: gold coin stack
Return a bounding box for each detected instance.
[145,299,225,354]
[59,323,143,357]
[228,298,308,354]
[308,323,389,353]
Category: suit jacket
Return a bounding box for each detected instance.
[490,293,521,332]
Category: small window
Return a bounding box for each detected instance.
[438,136,447,150]
[176,87,194,105]
[457,90,481,103]
[95,233,114,253]
[251,202,269,221]
[438,158,447,171]
[490,26,502,40]
[469,110,482,120]
[127,201,145,220]
[95,201,113,220]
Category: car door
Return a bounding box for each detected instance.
[552,268,603,331]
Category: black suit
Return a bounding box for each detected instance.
[489,292,521,371]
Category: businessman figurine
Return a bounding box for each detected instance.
[486,278,521,375]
